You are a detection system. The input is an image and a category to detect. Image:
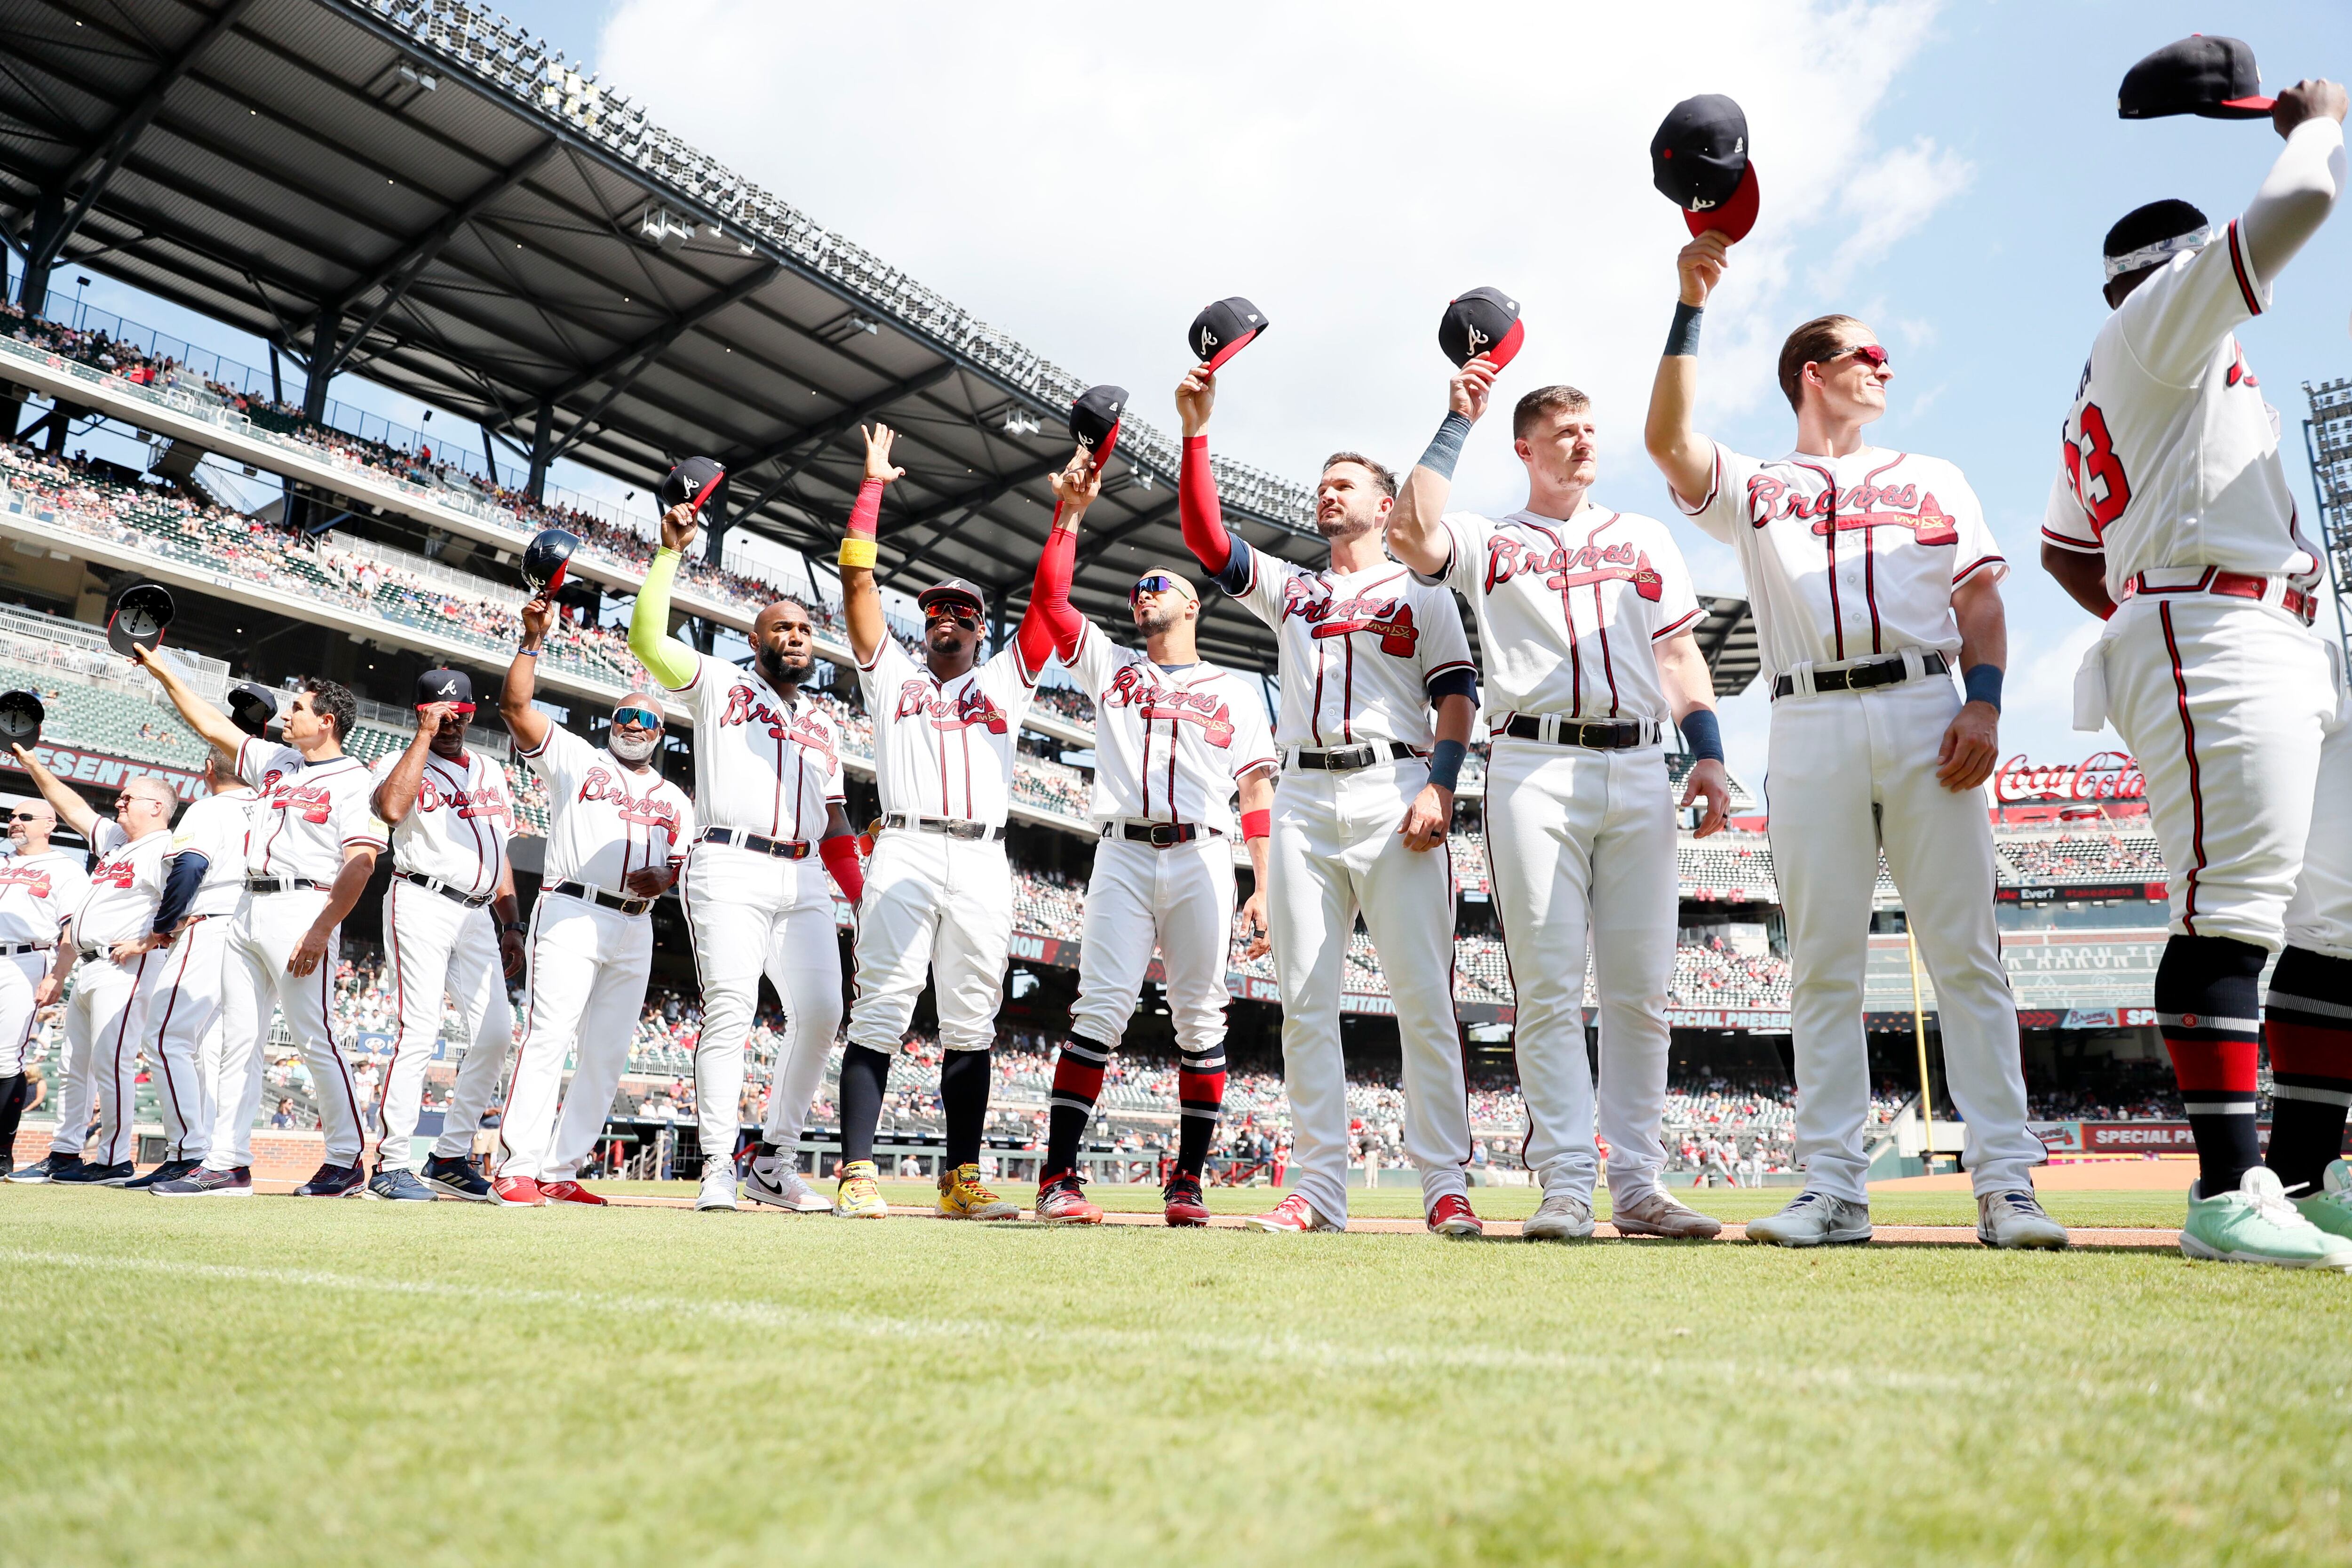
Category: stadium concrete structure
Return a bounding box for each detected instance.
[0,0,2242,1178]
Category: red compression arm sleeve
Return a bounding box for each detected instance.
[1018,511,1086,668]
[846,478,883,543]
[820,834,864,904]
[1179,435,1231,573]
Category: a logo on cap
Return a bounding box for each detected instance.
[1466,326,1490,352]
[1199,328,1219,350]
[435,680,459,697]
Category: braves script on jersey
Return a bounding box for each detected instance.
[518,726,693,893]
[174,787,255,918]
[856,637,1036,824]
[1679,446,2004,680]
[1228,557,1473,748]
[674,653,846,841]
[0,849,90,946]
[372,749,512,896]
[1432,507,1702,723]
[72,819,168,949]
[1064,625,1274,835]
[236,738,388,881]
[2042,217,2320,591]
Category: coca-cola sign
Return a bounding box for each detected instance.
[1993,750,2146,804]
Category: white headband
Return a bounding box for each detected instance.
[2103,226,2209,279]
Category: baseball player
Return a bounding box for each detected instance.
[497,596,693,1207]
[2041,79,2352,1267]
[628,516,862,1216]
[1387,369,1732,1242]
[9,758,176,1185]
[138,653,387,1198]
[1019,448,1277,1227]
[365,669,525,1202]
[1173,364,1486,1237]
[829,421,1056,1222]
[0,798,90,1181]
[1645,231,2065,1249]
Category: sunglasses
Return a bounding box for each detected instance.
[611,706,664,730]
[9,812,41,823]
[925,606,981,630]
[1827,343,1891,371]
[1130,574,1185,604]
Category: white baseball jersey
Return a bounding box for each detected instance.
[2042,217,2321,594]
[173,787,257,919]
[236,739,387,880]
[369,748,512,896]
[1678,445,2004,682]
[1064,624,1274,835]
[0,848,90,946]
[673,653,845,840]
[71,819,169,950]
[518,726,693,894]
[856,636,1036,825]
[1224,551,1474,748]
[1430,506,1702,723]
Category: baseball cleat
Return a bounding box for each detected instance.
[122,1158,201,1191]
[1161,1172,1211,1227]
[1246,1193,1343,1233]
[294,1162,367,1198]
[832,1159,889,1219]
[1034,1170,1104,1225]
[1426,1193,1483,1237]
[6,1151,79,1183]
[937,1162,1018,1221]
[537,1179,607,1207]
[1745,1191,1873,1247]
[1521,1190,1597,1241]
[1976,1189,2070,1250]
[152,1163,252,1197]
[2181,1166,2352,1269]
[696,1164,740,1211]
[366,1168,437,1202]
[490,1175,545,1207]
[2291,1158,2352,1246]
[742,1161,832,1213]
[422,1155,494,1202]
[1610,1189,1724,1240]
[53,1159,136,1186]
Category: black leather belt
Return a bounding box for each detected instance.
[1285,741,1422,772]
[882,813,1005,841]
[244,875,324,894]
[549,879,652,916]
[1495,715,1662,749]
[397,870,494,909]
[0,941,52,957]
[1103,820,1220,847]
[697,828,812,860]
[1772,651,1948,700]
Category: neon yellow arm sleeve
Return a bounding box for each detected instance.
[627,548,700,691]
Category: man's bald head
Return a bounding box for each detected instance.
[5,796,52,853]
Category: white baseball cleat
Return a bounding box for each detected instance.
[1520,1190,1595,1241]
[1976,1188,2070,1250]
[1609,1189,1724,1240]
[742,1160,831,1213]
[1744,1190,1872,1247]
[695,1164,739,1212]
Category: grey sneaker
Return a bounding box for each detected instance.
[1610,1189,1724,1239]
[366,1167,437,1202]
[1745,1190,1872,1247]
[1976,1189,2069,1250]
[1521,1190,1596,1241]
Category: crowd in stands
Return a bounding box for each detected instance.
[1994,832,2166,883]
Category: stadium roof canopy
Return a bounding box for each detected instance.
[0,0,1758,692]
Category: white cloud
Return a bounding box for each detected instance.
[1815,135,1976,289]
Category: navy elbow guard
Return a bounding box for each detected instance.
[1680,707,1724,762]
[1963,663,2003,711]
[1427,738,1467,792]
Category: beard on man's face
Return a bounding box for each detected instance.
[1134,601,1184,636]
[757,640,815,683]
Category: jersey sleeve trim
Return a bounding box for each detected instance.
[1651,606,1704,641]
[1953,553,2008,585]
[341,832,389,850]
[2040,527,2104,555]
[2226,218,2263,317]
[1672,444,1723,516]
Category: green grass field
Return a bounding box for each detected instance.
[5,1183,2348,1568]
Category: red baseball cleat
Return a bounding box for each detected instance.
[1426,1193,1483,1237]
[537,1180,607,1207]
[491,1175,545,1207]
[1246,1192,1343,1233]
[1034,1170,1104,1225]
[1161,1173,1211,1227]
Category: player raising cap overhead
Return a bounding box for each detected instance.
[2040,57,2352,1269]
[0,797,90,1183]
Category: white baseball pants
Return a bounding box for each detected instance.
[2087,595,2338,952]
[847,830,1011,1056]
[497,891,652,1182]
[1268,757,1471,1223]
[54,953,154,1166]
[1483,738,1678,1206]
[1071,834,1236,1055]
[206,889,365,1171]
[1766,668,2041,1202]
[139,915,230,1161]
[374,882,514,1172]
[0,948,49,1077]
[680,844,842,1169]
[2286,703,2352,960]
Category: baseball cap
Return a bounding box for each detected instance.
[2120,36,2274,120]
[521,526,580,595]
[918,578,987,620]
[1438,287,1524,369]
[657,455,726,516]
[1071,385,1127,469]
[226,682,278,738]
[0,690,43,743]
[1187,297,1269,373]
[1650,94,1760,243]
[415,668,476,713]
[106,582,174,657]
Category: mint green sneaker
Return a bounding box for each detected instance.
[2181,1166,2352,1270]
[2292,1159,2352,1246]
